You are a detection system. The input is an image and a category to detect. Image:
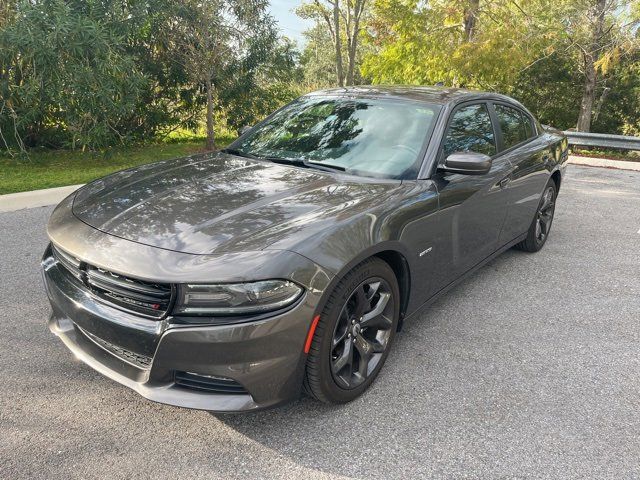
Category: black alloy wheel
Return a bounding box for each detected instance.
[330,277,394,389]
[535,185,555,245]
[515,180,557,252]
[304,258,400,403]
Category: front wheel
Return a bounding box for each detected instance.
[303,258,400,404]
[515,181,557,252]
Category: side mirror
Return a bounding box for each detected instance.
[442,152,492,175]
[238,125,252,136]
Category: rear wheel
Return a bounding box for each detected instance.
[303,258,400,403]
[515,181,557,252]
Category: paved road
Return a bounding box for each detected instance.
[1,165,639,479]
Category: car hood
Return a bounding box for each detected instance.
[72,152,402,255]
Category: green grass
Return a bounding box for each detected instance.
[0,136,235,195]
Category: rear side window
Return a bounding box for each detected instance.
[495,104,530,149]
[443,104,496,157]
[523,115,534,138]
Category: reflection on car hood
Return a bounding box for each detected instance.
[72,152,400,255]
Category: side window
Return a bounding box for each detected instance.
[495,104,528,149]
[443,104,496,157]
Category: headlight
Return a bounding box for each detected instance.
[174,280,303,316]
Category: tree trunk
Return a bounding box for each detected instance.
[205,78,215,150]
[592,85,609,124]
[577,55,597,132]
[346,41,356,86]
[463,0,479,41]
[576,0,607,132]
[345,0,364,86]
[333,0,345,87]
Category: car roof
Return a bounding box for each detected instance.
[306,85,518,107]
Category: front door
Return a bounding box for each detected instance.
[431,102,513,283]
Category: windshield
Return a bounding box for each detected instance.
[229,96,441,179]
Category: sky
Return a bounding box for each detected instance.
[268,0,314,45]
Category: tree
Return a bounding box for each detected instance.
[0,0,147,151]
[362,0,563,89]
[363,0,640,133]
[589,54,640,135]
[563,0,639,131]
[299,22,341,88]
[220,37,303,130]
[510,53,584,130]
[0,0,206,152]
[173,0,277,149]
[297,0,369,86]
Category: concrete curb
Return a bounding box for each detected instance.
[568,155,640,172]
[0,184,84,213]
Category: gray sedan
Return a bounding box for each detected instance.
[42,86,568,412]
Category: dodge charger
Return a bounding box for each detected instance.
[42,86,569,412]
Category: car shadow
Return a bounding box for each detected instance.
[213,249,527,478]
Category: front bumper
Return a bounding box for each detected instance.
[43,247,326,412]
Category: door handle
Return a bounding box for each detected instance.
[498,176,511,188]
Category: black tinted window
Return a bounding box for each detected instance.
[443,104,496,157]
[523,114,534,138]
[495,104,528,149]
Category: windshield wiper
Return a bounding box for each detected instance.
[306,160,346,173]
[220,148,260,160]
[222,149,346,173]
[263,156,346,173]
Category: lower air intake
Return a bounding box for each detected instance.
[77,326,152,369]
[174,371,248,395]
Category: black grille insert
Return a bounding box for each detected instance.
[52,244,173,319]
[174,371,248,395]
[78,326,152,369]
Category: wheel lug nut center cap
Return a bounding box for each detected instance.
[352,323,361,336]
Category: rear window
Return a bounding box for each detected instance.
[523,114,535,138]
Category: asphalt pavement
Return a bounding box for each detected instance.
[1,165,639,479]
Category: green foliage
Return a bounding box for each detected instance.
[221,38,304,130]
[509,53,583,130]
[0,0,292,153]
[0,0,148,151]
[591,57,640,136]
[299,23,338,89]
[362,0,563,89]
[361,0,640,134]
[1,0,639,156]
[172,0,295,145]
[296,0,371,87]
[298,20,373,89]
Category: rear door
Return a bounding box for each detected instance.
[431,101,513,282]
[490,102,552,244]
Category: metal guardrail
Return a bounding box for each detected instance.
[563,131,640,151]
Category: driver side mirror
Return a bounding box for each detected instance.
[441,152,492,175]
[238,125,252,136]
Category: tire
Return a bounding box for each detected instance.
[515,180,557,252]
[303,257,400,404]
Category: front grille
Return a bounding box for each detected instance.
[78,325,152,369]
[52,244,173,319]
[85,267,172,318]
[174,371,248,395]
[52,244,82,280]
